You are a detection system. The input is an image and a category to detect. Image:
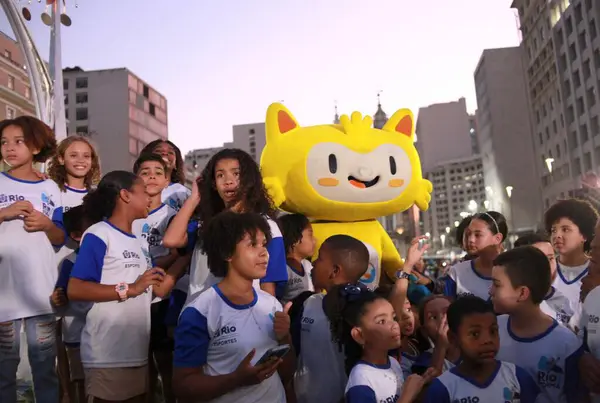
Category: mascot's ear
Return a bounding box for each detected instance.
[382,109,415,141]
[266,103,300,144]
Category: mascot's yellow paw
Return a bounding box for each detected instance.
[263,176,286,208]
[414,179,433,211]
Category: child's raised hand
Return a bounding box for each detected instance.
[130,268,165,297]
[233,349,282,386]
[51,288,67,307]
[23,209,52,232]
[191,177,201,202]
[273,302,292,341]
[404,236,429,272]
[0,200,34,221]
[399,374,427,401]
[436,314,449,345]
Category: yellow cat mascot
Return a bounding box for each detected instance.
[260,103,432,288]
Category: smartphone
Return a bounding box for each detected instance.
[418,238,427,250]
[255,344,290,365]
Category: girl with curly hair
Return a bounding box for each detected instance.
[164,148,287,298]
[140,140,190,211]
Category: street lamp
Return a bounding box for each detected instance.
[506,185,514,234]
[483,200,490,210]
[468,199,478,213]
[505,186,513,199]
[440,234,446,249]
[445,226,451,234]
[545,157,555,173]
[454,220,460,227]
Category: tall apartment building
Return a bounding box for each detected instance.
[416,98,483,247]
[474,47,541,233]
[62,67,168,173]
[0,31,36,172]
[423,155,486,249]
[550,0,600,206]
[415,98,474,173]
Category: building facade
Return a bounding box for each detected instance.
[551,0,600,205]
[0,31,36,172]
[62,67,168,173]
[422,155,486,249]
[474,47,542,233]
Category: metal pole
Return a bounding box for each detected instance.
[50,0,67,141]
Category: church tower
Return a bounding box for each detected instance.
[333,102,340,124]
[373,92,388,129]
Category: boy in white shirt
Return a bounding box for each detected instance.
[514,234,574,327]
[490,246,586,403]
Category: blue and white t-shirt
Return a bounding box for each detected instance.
[345,357,404,403]
[162,183,190,212]
[54,184,88,267]
[293,293,347,403]
[582,286,600,403]
[133,203,177,268]
[496,315,584,403]
[174,285,285,403]
[400,348,458,379]
[442,260,492,300]
[553,262,588,331]
[540,286,574,327]
[186,216,288,303]
[70,220,152,368]
[0,172,64,323]
[424,360,539,403]
[55,250,91,345]
[280,259,313,304]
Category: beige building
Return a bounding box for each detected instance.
[0,31,36,172]
[62,67,168,173]
[474,47,541,233]
[423,155,486,249]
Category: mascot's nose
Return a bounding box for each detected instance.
[358,167,373,178]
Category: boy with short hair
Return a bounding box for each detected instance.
[292,234,370,403]
[51,205,92,403]
[544,199,598,331]
[424,295,539,403]
[514,234,573,327]
[132,153,189,403]
[490,246,585,403]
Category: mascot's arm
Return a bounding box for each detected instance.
[263,176,286,208]
[379,224,404,282]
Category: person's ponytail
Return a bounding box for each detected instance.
[82,170,137,225]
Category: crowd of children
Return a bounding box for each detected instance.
[2,115,600,403]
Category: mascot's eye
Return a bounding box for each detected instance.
[389,156,397,175]
[328,154,338,174]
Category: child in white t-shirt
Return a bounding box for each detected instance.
[0,116,66,403]
[172,211,295,403]
[490,246,585,403]
[67,171,176,402]
[424,296,539,403]
[325,285,426,403]
[514,234,574,327]
[277,213,316,302]
[544,199,598,332]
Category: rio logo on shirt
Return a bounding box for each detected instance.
[141,223,162,246]
[0,194,25,206]
[589,314,600,324]
[123,250,141,259]
[212,325,238,347]
[380,394,399,403]
[503,387,521,403]
[537,356,563,389]
[452,397,480,403]
[41,192,55,217]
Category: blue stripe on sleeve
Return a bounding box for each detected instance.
[51,206,67,247]
[441,275,457,298]
[345,385,377,403]
[70,233,106,283]
[173,307,209,368]
[262,236,288,284]
[56,259,74,289]
[564,344,586,402]
[515,364,540,403]
[423,378,451,403]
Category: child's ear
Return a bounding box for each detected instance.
[58,155,65,165]
[330,264,341,279]
[518,286,531,303]
[350,326,366,346]
[119,189,131,203]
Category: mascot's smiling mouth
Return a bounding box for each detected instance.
[348,175,380,189]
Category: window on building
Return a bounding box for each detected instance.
[76,108,88,121]
[570,130,578,149]
[75,77,88,89]
[75,125,88,134]
[566,16,574,35]
[588,88,597,107]
[143,84,149,98]
[575,4,583,23]
[567,106,575,123]
[581,123,589,143]
[592,115,600,136]
[7,75,14,90]
[25,87,30,99]
[63,79,69,90]
[556,144,561,158]
[578,32,587,51]
[574,158,582,175]
[65,109,68,120]
[574,70,582,88]
[569,43,577,62]
[586,0,592,11]
[577,97,585,116]
[75,92,88,104]
[591,20,598,40]
[584,152,592,171]
[149,103,156,116]
[6,106,16,120]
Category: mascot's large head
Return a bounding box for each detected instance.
[260,103,432,222]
